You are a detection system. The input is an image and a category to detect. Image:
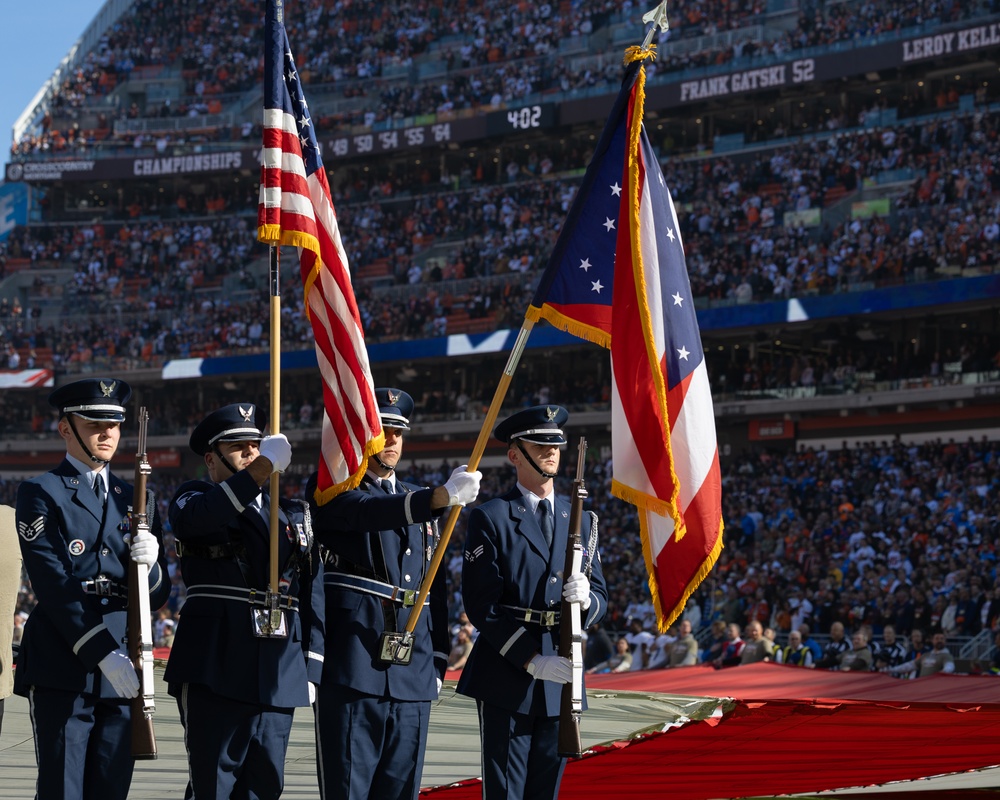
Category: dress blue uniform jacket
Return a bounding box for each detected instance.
[14,459,169,697]
[310,475,449,702]
[457,488,607,717]
[165,469,324,708]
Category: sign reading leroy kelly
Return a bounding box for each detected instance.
[901,23,1000,62]
[5,149,254,183]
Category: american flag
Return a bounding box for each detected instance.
[257,0,383,503]
[528,55,723,630]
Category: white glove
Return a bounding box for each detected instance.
[562,572,592,610]
[259,434,292,473]
[128,529,159,567]
[436,677,443,696]
[442,465,482,507]
[526,654,572,684]
[98,649,140,699]
[308,682,317,705]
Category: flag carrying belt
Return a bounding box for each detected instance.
[185,584,300,612]
[324,571,429,608]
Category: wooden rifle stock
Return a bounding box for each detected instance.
[128,407,157,759]
[557,438,588,758]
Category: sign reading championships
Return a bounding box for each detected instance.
[6,149,253,184]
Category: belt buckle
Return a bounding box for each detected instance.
[401,590,416,607]
[94,577,111,597]
[541,611,557,627]
[523,609,532,623]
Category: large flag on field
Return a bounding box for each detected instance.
[257,0,382,503]
[526,48,723,630]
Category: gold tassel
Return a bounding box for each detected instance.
[623,44,657,66]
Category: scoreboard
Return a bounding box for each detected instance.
[320,102,559,160]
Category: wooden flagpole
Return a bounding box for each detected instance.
[268,245,281,595]
[401,318,535,636]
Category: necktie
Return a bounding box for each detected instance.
[538,499,554,550]
[93,475,106,507]
[381,479,395,494]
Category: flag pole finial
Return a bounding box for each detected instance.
[641,0,670,49]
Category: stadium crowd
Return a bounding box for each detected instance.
[5,100,1000,389]
[9,0,999,157]
[587,434,1000,676]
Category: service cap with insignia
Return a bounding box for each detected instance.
[49,378,132,422]
[493,405,569,446]
[189,403,266,455]
[375,387,413,431]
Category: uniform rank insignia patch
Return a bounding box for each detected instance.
[68,539,86,556]
[175,491,197,509]
[465,544,484,562]
[17,516,45,542]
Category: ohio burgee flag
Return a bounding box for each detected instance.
[527,47,723,630]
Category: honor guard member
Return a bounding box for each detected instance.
[165,403,323,800]
[14,378,168,800]
[457,405,607,800]
[308,388,482,800]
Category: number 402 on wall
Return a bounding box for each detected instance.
[489,103,555,135]
[508,105,543,129]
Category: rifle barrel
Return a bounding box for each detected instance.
[128,407,158,759]
[558,437,587,758]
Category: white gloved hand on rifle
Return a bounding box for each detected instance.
[98,649,140,699]
[525,654,572,684]
[562,572,592,610]
[127,529,159,567]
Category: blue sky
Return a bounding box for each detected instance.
[3,2,107,155]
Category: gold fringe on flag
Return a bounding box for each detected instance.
[313,429,386,505]
[525,304,611,349]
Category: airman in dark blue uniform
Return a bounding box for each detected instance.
[165,404,323,800]
[458,405,607,800]
[15,377,169,800]
[308,388,482,800]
